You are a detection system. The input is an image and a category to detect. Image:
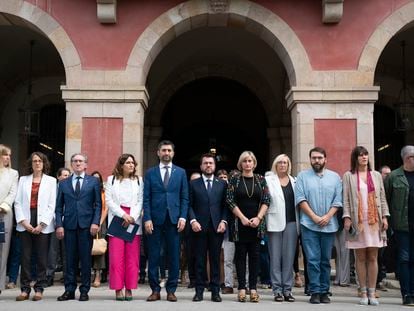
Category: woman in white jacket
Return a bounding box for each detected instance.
[14,152,56,301]
[105,153,143,301]
[265,154,299,302]
[0,144,18,295]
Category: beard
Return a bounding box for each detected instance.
[311,162,325,173]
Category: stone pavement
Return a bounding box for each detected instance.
[0,280,407,311]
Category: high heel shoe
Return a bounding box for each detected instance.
[250,291,259,303]
[359,287,368,305]
[368,288,379,305]
[238,290,246,302]
[125,289,133,301]
[115,290,125,301]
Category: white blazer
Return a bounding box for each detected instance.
[105,175,143,235]
[14,174,57,233]
[265,172,299,233]
[0,167,18,213]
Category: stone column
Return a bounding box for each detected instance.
[286,87,379,175]
[61,86,148,175]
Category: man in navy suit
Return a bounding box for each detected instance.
[189,153,228,302]
[55,153,101,301]
[143,140,189,302]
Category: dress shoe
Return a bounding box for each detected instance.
[211,293,222,302]
[47,277,54,287]
[403,295,414,306]
[320,293,331,304]
[192,293,203,302]
[79,293,89,301]
[32,292,43,301]
[221,286,233,294]
[167,292,177,302]
[146,292,161,301]
[57,291,75,301]
[16,293,29,301]
[309,293,320,304]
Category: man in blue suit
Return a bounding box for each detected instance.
[55,153,101,301]
[143,140,189,302]
[188,153,228,302]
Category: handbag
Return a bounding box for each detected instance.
[91,233,107,255]
[0,217,5,243]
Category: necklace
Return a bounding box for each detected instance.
[242,175,255,198]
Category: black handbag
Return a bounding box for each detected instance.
[0,217,5,243]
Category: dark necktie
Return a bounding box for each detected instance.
[163,166,170,188]
[75,176,81,196]
[207,179,212,193]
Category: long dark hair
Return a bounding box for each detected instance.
[350,146,371,173]
[112,154,137,180]
[91,171,104,190]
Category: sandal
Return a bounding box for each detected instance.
[238,290,246,302]
[250,291,259,303]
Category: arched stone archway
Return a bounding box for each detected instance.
[127,0,312,88]
[359,1,414,83]
[0,0,81,84]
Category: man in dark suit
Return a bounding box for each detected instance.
[188,153,228,302]
[55,153,101,301]
[143,140,189,302]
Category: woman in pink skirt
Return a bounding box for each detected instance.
[342,146,389,306]
[105,154,143,301]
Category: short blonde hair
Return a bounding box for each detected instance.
[0,144,12,168]
[271,154,291,175]
[237,151,257,171]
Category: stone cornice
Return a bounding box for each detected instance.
[61,86,149,110]
[322,0,344,24]
[286,86,380,110]
[97,0,117,24]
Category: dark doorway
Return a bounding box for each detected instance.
[28,104,66,175]
[374,105,404,170]
[161,77,268,175]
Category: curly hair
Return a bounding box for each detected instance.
[25,152,50,175]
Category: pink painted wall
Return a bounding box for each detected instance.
[314,119,357,176]
[81,117,123,180]
[24,0,409,71]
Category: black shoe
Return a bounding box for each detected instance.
[192,293,203,302]
[79,293,89,301]
[309,293,320,304]
[211,293,222,302]
[57,291,75,301]
[284,293,295,302]
[403,295,414,306]
[46,276,54,287]
[320,293,331,304]
[274,293,283,302]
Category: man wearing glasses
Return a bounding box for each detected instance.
[55,153,102,301]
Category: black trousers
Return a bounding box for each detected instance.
[235,240,259,290]
[20,229,50,293]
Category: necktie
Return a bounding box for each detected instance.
[163,166,170,188]
[75,176,81,195]
[207,179,212,192]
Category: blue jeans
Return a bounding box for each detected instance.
[395,230,414,298]
[301,225,335,295]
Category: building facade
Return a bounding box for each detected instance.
[0,0,413,177]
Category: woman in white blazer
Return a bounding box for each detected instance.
[265,154,299,302]
[0,144,18,295]
[14,152,56,301]
[105,153,143,301]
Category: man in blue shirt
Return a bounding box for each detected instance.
[295,147,342,304]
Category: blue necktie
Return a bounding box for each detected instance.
[75,176,81,196]
[207,179,212,193]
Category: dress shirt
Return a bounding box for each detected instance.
[295,168,342,233]
[159,163,171,183]
[72,172,86,191]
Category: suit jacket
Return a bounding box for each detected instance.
[143,164,189,225]
[14,174,57,234]
[0,167,18,214]
[265,172,299,233]
[188,176,228,231]
[105,175,143,235]
[55,174,102,230]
